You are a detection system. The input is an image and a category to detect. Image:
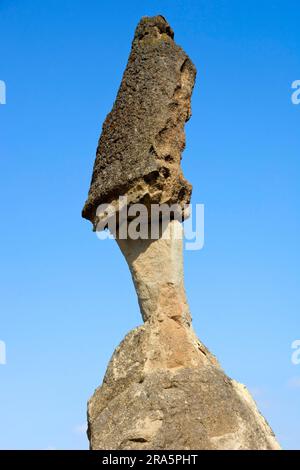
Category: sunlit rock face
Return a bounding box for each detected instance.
[88,221,280,450]
[82,15,195,228]
[83,16,281,451]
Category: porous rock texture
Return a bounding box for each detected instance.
[82,15,195,228]
[83,16,281,450]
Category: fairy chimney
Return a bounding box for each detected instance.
[82,16,280,451]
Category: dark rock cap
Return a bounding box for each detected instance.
[82,16,196,227]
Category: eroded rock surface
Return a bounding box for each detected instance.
[88,320,280,450]
[88,221,280,450]
[83,16,281,450]
[116,221,191,324]
[82,15,195,228]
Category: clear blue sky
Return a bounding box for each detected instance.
[0,0,299,450]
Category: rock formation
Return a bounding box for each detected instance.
[82,15,194,228]
[82,15,280,450]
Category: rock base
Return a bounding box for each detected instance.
[87,322,280,450]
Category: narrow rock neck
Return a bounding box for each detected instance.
[116,220,191,326]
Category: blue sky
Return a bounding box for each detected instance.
[0,0,299,449]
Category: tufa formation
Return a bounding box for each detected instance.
[82,15,195,228]
[82,15,280,450]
